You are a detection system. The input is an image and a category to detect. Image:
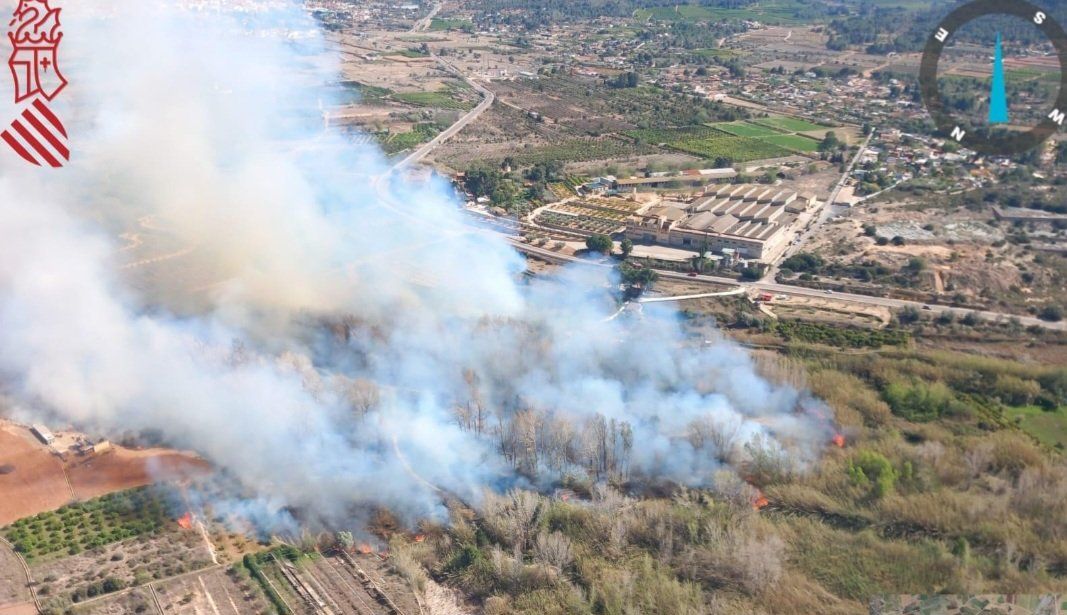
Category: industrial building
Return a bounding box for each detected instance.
[611,168,738,190]
[31,424,55,445]
[626,185,819,261]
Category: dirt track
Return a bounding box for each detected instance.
[0,539,31,614]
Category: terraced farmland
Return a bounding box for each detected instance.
[536,211,626,236]
[552,203,630,222]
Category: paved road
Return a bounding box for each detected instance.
[367,57,1064,334]
[638,287,746,303]
[411,2,442,33]
[392,56,494,171]
[768,129,875,279]
[507,240,1067,331]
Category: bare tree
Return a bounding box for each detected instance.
[688,417,743,464]
[337,377,380,419]
[534,531,574,570]
[481,489,543,550]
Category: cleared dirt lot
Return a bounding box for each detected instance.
[0,423,71,527]
[67,449,210,502]
[0,420,211,528]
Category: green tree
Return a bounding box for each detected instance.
[818,131,841,153]
[848,450,898,498]
[620,238,634,258]
[1039,305,1064,322]
[586,234,614,255]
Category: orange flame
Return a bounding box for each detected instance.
[358,544,373,554]
[414,534,426,543]
[752,490,769,510]
[177,512,193,530]
[832,433,846,448]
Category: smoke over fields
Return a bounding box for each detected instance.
[0,1,833,528]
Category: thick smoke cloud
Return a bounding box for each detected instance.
[0,0,833,529]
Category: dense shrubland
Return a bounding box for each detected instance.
[385,343,1067,613]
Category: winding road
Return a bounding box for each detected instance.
[362,35,1063,333]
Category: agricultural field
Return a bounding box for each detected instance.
[1005,67,1062,84]
[342,81,391,105]
[242,546,419,615]
[634,1,813,24]
[754,115,833,133]
[547,176,588,200]
[380,123,438,155]
[583,196,644,214]
[0,489,218,610]
[551,203,630,222]
[510,138,657,167]
[34,528,212,608]
[393,88,473,111]
[625,126,720,144]
[762,133,822,152]
[536,211,626,236]
[712,121,784,138]
[627,118,832,162]
[3,487,169,562]
[428,18,473,32]
[671,133,790,162]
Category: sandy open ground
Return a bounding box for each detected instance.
[67,447,210,501]
[0,421,211,526]
[0,423,71,527]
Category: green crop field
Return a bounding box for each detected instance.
[1006,68,1062,84]
[624,126,720,144]
[755,115,831,133]
[712,121,783,138]
[635,2,811,24]
[692,48,740,60]
[393,90,471,110]
[381,123,438,154]
[508,138,658,166]
[2,487,168,562]
[429,18,473,32]
[670,134,790,162]
[762,133,821,152]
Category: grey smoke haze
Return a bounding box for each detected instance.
[0,0,834,528]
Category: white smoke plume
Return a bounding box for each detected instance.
[0,0,834,529]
